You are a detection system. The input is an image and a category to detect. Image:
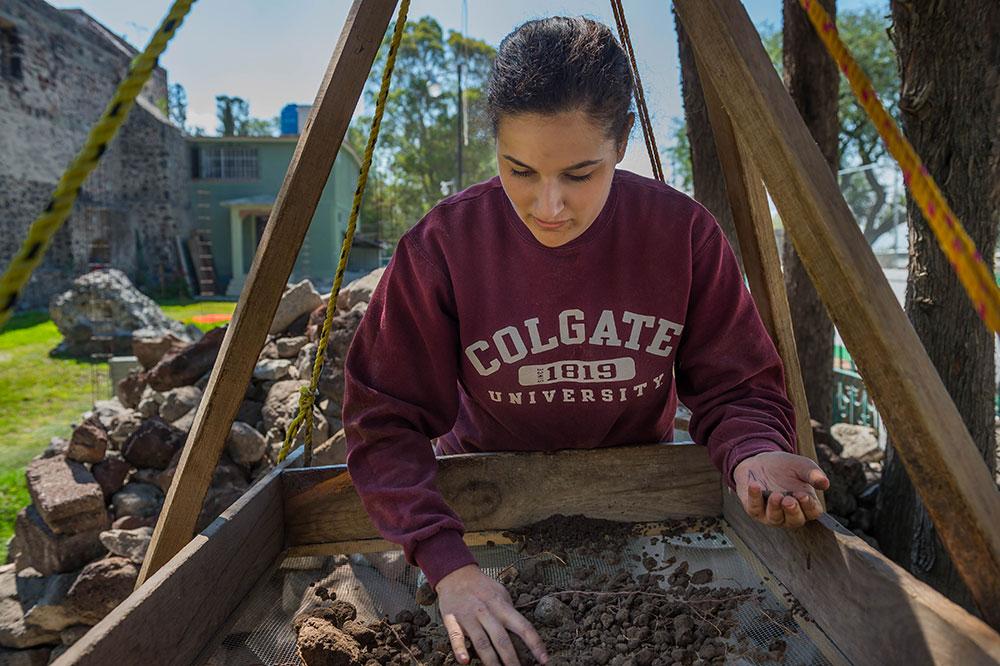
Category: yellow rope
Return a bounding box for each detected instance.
[277,0,410,465]
[0,0,197,328]
[797,0,1000,334]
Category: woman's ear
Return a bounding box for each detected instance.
[616,112,636,162]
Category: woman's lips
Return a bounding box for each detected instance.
[533,216,570,230]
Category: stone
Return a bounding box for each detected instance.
[66,417,108,465]
[20,570,80,633]
[110,515,155,531]
[312,429,347,467]
[253,358,292,382]
[296,617,360,665]
[48,269,193,357]
[271,280,323,335]
[98,528,153,564]
[91,399,126,431]
[158,386,203,423]
[91,454,130,499]
[534,596,573,627]
[59,624,90,646]
[145,326,226,392]
[171,409,197,433]
[276,336,309,359]
[108,357,143,395]
[131,330,187,370]
[262,380,329,445]
[236,400,263,428]
[335,268,385,312]
[24,457,106,536]
[136,396,159,418]
[258,339,280,361]
[115,369,147,410]
[111,483,163,520]
[0,646,52,664]
[317,363,344,409]
[830,423,883,462]
[121,418,183,469]
[64,558,138,625]
[0,567,60,649]
[295,342,317,379]
[39,439,68,460]
[195,486,246,534]
[326,302,367,363]
[226,422,267,467]
[13,508,106,576]
[150,450,183,494]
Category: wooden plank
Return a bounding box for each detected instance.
[723,491,1000,665]
[137,0,398,586]
[283,444,722,547]
[55,451,302,666]
[697,60,818,467]
[673,0,1000,627]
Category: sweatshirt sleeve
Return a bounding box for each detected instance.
[342,233,476,589]
[674,214,797,487]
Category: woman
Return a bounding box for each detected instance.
[343,16,829,666]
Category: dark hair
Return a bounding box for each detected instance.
[487,17,634,143]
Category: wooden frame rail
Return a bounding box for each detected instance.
[282,444,722,549]
[137,0,399,586]
[674,0,1000,627]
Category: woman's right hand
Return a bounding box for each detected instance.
[436,564,549,665]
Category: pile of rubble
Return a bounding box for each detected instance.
[0,270,383,664]
[812,421,884,549]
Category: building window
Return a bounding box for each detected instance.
[1,24,23,81]
[196,146,259,180]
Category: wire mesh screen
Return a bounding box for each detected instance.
[202,521,836,666]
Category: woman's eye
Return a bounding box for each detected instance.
[510,169,533,178]
[567,172,594,182]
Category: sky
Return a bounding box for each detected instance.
[57,0,886,177]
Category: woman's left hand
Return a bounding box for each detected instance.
[733,451,830,528]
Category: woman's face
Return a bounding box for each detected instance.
[497,109,628,247]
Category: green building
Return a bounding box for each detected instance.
[187,134,382,297]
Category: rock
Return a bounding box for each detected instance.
[832,455,868,497]
[158,386,203,423]
[20,569,80,633]
[136,396,159,418]
[67,418,108,465]
[236,400,263,428]
[295,343,318,379]
[24,457,106,536]
[115,369,147,410]
[110,483,163,520]
[39,439,68,460]
[98,528,153,564]
[825,481,858,517]
[64,558,138,625]
[107,410,143,447]
[91,399,126,431]
[271,280,323,335]
[830,423,883,462]
[13,508,106,576]
[534,596,573,627]
[226,422,267,467]
[59,624,90,646]
[91,454,130,499]
[317,364,344,409]
[121,418,184,470]
[0,567,60,649]
[0,646,52,664]
[690,568,713,585]
[277,336,309,359]
[312,429,347,467]
[171,409,197,434]
[131,330,187,370]
[48,269,192,357]
[262,381,307,433]
[195,485,245,534]
[151,450,183,494]
[296,617,360,665]
[145,327,226,392]
[335,268,385,312]
[110,515,156,531]
[326,302,367,363]
[253,358,292,381]
[258,339,280,360]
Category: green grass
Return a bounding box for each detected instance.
[0,300,233,561]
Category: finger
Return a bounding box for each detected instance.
[494,602,548,664]
[479,612,521,666]
[801,464,831,490]
[443,614,470,665]
[466,622,502,666]
[781,494,805,528]
[795,491,824,521]
[765,491,785,526]
[746,482,765,518]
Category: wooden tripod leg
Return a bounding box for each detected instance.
[137,0,399,588]
[675,0,1000,627]
[696,60,819,469]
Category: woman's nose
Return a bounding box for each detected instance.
[535,182,565,220]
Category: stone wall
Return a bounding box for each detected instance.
[0,0,191,311]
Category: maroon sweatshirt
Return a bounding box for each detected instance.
[343,170,796,588]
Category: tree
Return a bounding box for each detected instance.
[215,95,276,137]
[781,0,838,427]
[673,11,741,267]
[167,82,187,128]
[349,17,497,245]
[875,0,998,611]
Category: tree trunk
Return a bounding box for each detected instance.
[781,0,837,425]
[876,0,999,612]
[674,12,741,267]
